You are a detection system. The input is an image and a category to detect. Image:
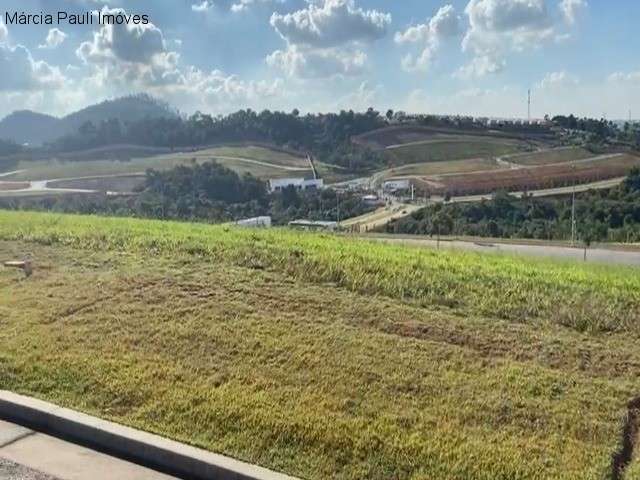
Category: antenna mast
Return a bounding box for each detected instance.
[527,89,531,122]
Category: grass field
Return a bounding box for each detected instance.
[46,175,145,192]
[5,146,312,182]
[506,147,596,166]
[379,158,504,183]
[1,211,639,479]
[383,139,527,167]
[352,126,552,152]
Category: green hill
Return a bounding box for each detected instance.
[0,94,178,146]
[1,210,638,480]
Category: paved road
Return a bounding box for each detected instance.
[365,235,640,267]
[211,155,310,171]
[340,176,628,232]
[0,420,177,480]
[440,176,626,204]
[341,202,423,231]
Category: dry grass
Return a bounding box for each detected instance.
[383,140,526,167]
[1,210,639,479]
[380,158,504,182]
[506,147,595,166]
[8,146,311,182]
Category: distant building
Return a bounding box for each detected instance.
[288,219,338,231]
[235,216,272,228]
[362,194,382,206]
[383,179,410,192]
[268,178,324,193]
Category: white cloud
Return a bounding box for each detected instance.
[395,4,460,72]
[270,0,391,48]
[76,6,181,88]
[537,71,579,89]
[608,72,640,84]
[154,66,285,113]
[0,44,66,91]
[192,1,211,12]
[458,0,588,78]
[332,81,382,111]
[455,54,505,78]
[267,45,366,78]
[181,68,283,101]
[461,0,555,77]
[0,19,7,42]
[38,28,68,49]
[560,0,587,25]
[77,7,167,65]
[70,6,286,113]
[268,0,390,78]
[192,0,283,13]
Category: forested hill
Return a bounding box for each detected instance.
[63,94,178,133]
[48,108,388,171]
[0,111,63,146]
[0,94,178,146]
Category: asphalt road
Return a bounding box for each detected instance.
[365,236,640,267]
[442,176,626,204]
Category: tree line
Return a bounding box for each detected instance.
[0,161,373,224]
[387,168,640,243]
[47,108,387,172]
[0,139,23,172]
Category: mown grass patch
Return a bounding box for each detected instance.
[1,210,639,334]
[384,140,526,166]
[1,211,639,479]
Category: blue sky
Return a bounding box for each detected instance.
[0,0,638,119]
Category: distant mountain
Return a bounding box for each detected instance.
[0,111,64,146]
[0,94,179,146]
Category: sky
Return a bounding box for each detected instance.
[0,0,638,119]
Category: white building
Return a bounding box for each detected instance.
[288,220,338,231]
[235,216,272,228]
[383,179,410,192]
[268,178,324,193]
[362,194,381,206]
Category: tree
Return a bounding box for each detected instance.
[280,185,301,209]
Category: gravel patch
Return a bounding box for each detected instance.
[0,459,59,480]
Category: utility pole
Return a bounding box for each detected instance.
[571,163,576,246]
[336,191,341,227]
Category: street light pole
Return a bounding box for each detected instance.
[571,163,576,246]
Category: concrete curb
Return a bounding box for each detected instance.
[0,391,299,480]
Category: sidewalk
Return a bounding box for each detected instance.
[0,420,177,480]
